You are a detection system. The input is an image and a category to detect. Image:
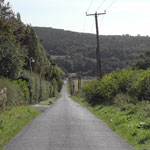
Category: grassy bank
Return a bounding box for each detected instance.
[71,95,150,150]
[0,106,41,150]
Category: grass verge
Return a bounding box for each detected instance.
[71,95,150,150]
[0,106,41,150]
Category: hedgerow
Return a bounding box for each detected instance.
[0,78,24,111]
[82,68,150,105]
[128,69,150,101]
[0,69,63,111]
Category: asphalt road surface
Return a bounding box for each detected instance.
[5,81,134,150]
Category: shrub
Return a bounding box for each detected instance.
[114,93,137,108]
[128,69,150,101]
[114,93,138,112]
[82,79,102,105]
[13,79,30,103]
[0,78,24,111]
[82,69,137,104]
[23,71,55,103]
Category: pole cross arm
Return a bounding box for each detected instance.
[86,11,106,16]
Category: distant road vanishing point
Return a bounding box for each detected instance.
[5,81,134,150]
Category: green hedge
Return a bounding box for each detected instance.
[128,69,150,101]
[82,68,150,105]
[0,78,24,111]
[13,79,30,104]
[0,70,63,111]
[23,71,55,103]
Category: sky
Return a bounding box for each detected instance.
[6,0,150,36]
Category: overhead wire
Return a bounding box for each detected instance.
[84,0,117,33]
[86,0,95,13]
[97,0,106,11]
[105,0,117,11]
[90,19,95,33]
[97,0,117,35]
[99,15,105,31]
[82,15,87,33]
[83,0,95,33]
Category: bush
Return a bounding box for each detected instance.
[82,69,137,104]
[0,78,24,111]
[0,69,61,111]
[13,79,30,103]
[82,79,102,105]
[114,93,137,108]
[114,93,138,112]
[128,69,150,101]
[82,68,150,105]
[23,71,54,103]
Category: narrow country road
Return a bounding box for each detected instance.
[5,81,134,150]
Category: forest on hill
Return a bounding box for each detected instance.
[0,0,64,111]
[34,27,150,76]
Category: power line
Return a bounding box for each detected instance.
[98,0,117,31]
[86,0,95,12]
[82,15,87,33]
[97,0,106,11]
[90,19,95,33]
[99,15,105,29]
[105,0,117,10]
[83,0,95,33]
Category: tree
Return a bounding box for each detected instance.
[0,18,25,79]
[135,51,150,70]
[0,0,14,20]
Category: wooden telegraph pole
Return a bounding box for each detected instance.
[78,72,81,90]
[86,11,106,79]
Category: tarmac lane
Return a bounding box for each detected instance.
[4,81,134,150]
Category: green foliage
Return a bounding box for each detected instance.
[128,69,150,101]
[82,69,138,104]
[51,79,58,97]
[82,79,102,105]
[0,106,40,150]
[114,93,138,111]
[0,0,65,110]
[0,78,24,111]
[13,79,29,102]
[82,68,150,105]
[135,51,150,70]
[23,71,54,103]
[0,0,14,20]
[0,18,25,79]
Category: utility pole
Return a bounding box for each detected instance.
[86,11,106,79]
[78,72,81,90]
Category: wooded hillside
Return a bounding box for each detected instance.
[34,27,150,75]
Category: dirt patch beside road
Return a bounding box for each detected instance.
[32,105,50,112]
